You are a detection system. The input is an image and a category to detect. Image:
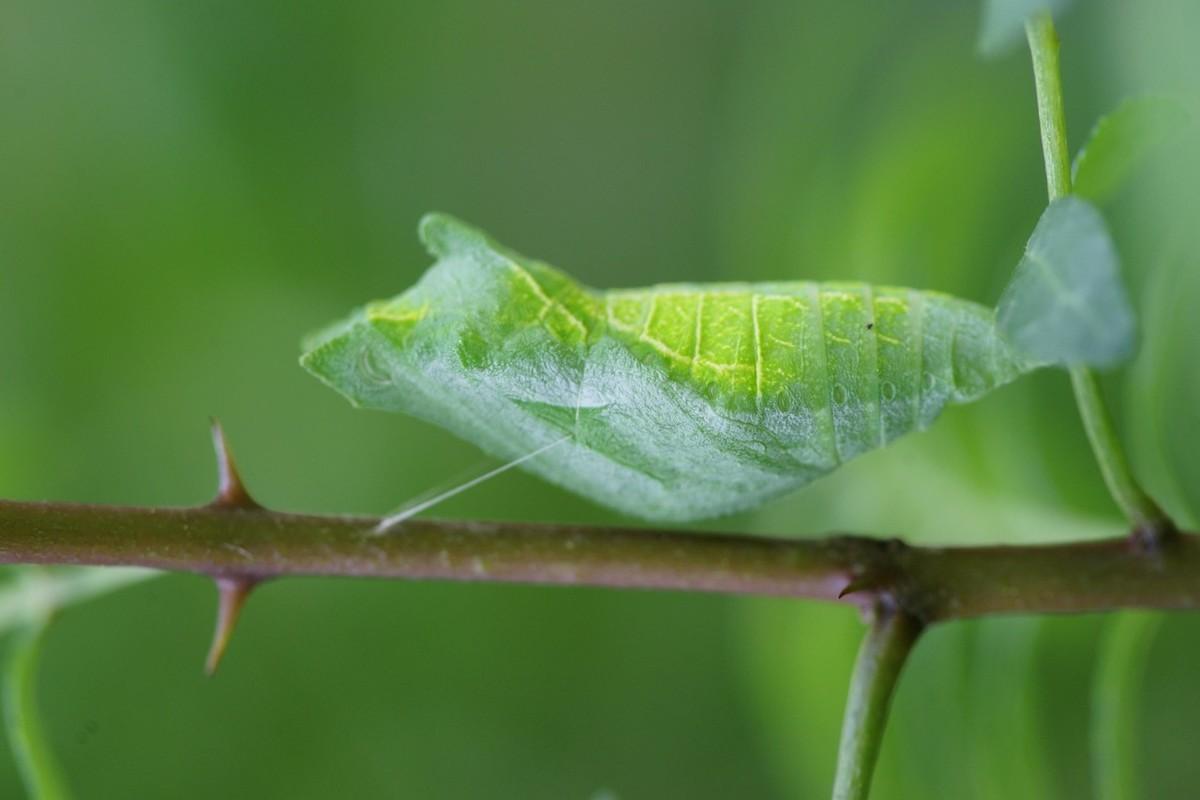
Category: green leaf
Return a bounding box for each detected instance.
[303,214,1033,522]
[4,619,71,800]
[1072,96,1190,203]
[996,197,1135,368]
[977,0,1074,58]
[0,567,155,635]
[0,567,152,800]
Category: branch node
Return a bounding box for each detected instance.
[205,576,257,676]
[837,540,906,604]
[208,419,262,511]
[1129,518,1179,555]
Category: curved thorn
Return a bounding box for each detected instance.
[205,577,256,676]
[839,577,872,599]
[209,419,261,510]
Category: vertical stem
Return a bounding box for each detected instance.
[1024,11,1169,532]
[832,609,923,800]
[1069,368,1166,530]
[1025,12,1071,203]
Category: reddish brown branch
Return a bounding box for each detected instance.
[0,498,1197,623]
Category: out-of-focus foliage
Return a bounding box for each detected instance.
[5,621,71,800]
[1072,97,1191,203]
[0,571,155,636]
[1091,612,1163,800]
[0,0,1197,798]
[0,568,155,798]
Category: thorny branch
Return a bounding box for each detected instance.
[0,424,1193,672]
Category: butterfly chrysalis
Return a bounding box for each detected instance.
[303,214,1035,522]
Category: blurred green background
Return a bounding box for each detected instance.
[1,0,1198,797]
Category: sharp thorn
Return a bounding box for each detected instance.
[205,577,256,676]
[209,418,261,510]
[838,577,871,600]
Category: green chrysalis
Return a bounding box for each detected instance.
[302,214,1040,522]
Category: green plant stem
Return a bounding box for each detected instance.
[2,499,1200,620]
[1026,12,1072,203]
[1070,368,1167,531]
[832,609,923,800]
[1024,11,1168,532]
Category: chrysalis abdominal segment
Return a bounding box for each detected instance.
[303,214,1033,522]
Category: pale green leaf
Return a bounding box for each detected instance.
[0,567,156,636]
[303,214,1035,522]
[0,567,153,800]
[996,197,1135,368]
[977,0,1074,58]
[1072,96,1190,203]
[4,619,70,800]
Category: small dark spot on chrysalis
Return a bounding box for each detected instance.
[866,322,874,330]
